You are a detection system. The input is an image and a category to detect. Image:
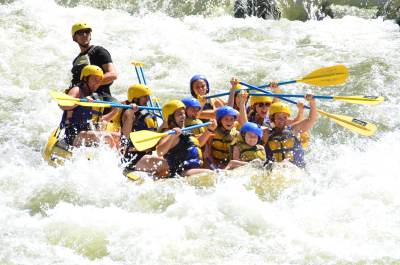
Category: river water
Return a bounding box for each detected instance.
[1,0,400,264]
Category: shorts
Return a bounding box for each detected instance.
[123,151,150,171]
[64,126,79,146]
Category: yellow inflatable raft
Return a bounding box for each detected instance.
[123,160,306,198]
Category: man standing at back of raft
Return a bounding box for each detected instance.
[71,21,118,108]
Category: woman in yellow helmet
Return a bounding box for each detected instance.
[58,65,120,148]
[157,100,217,177]
[120,84,169,175]
[264,94,317,169]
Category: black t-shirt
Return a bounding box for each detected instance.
[72,45,113,97]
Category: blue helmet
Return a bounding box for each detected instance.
[215,106,237,121]
[190,75,210,97]
[181,97,202,110]
[240,122,263,141]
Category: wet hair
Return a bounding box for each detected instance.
[233,93,249,111]
[270,113,276,123]
[248,104,257,118]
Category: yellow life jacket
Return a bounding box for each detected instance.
[233,135,265,162]
[299,132,310,148]
[234,121,241,131]
[185,117,205,135]
[211,127,237,163]
[106,108,124,133]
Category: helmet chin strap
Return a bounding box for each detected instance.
[82,77,93,95]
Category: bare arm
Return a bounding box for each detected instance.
[102,107,119,123]
[59,86,81,111]
[121,105,138,138]
[288,102,305,125]
[101,63,117,86]
[292,94,317,139]
[197,109,217,119]
[237,90,249,126]
[227,77,238,108]
[232,145,241,160]
[196,119,217,147]
[214,98,224,108]
[271,82,281,103]
[157,128,181,157]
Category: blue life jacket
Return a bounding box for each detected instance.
[264,125,306,169]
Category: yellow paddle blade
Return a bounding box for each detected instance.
[298,65,349,86]
[49,91,77,101]
[317,109,376,136]
[49,91,79,106]
[333,95,384,105]
[130,130,169,151]
[54,99,76,106]
[132,62,145,67]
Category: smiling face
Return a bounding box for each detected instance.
[173,107,186,128]
[186,106,200,120]
[192,79,208,96]
[219,115,235,131]
[73,28,91,47]
[244,131,259,146]
[274,112,289,129]
[254,101,271,118]
[138,94,150,106]
[85,75,102,92]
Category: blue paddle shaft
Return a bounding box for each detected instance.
[167,122,212,135]
[78,99,162,110]
[206,157,217,171]
[240,82,311,110]
[205,80,297,99]
[247,93,333,100]
[257,80,297,89]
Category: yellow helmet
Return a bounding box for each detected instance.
[269,102,291,119]
[235,84,243,91]
[250,92,272,106]
[80,65,104,81]
[128,84,152,102]
[162,100,185,121]
[72,21,92,36]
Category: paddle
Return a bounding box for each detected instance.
[241,83,377,136]
[130,122,211,151]
[206,65,349,100]
[50,91,162,110]
[258,64,348,88]
[132,62,163,125]
[247,93,384,105]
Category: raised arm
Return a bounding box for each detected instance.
[270,82,281,103]
[292,94,317,138]
[288,102,305,125]
[227,77,239,108]
[237,90,249,126]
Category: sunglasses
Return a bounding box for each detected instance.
[257,102,271,107]
[75,30,91,36]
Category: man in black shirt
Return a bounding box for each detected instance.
[71,21,118,103]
